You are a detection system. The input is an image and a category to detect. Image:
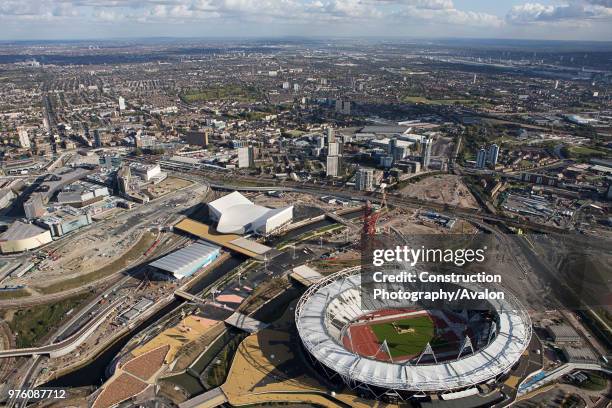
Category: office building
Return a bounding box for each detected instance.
[476,148,487,169]
[238,146,255,168]
[487,144,500,167]
[335,99,351,115]
[356,168,374,192]
[118,96,126,111]
[328,141,343,157]
[327,128,335,144]
[18,128,30,148]
[422,137,433,170]
[38,213,93,237]
[315,136,325,149]
[117,166,131,196]
[185,130,209,147]
[326,129,343,177]
[326,155,343,177]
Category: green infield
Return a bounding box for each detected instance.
[370,316,435,359]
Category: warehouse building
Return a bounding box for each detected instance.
[149,241,221,279]
[547,324,581,343]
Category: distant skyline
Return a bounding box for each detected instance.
[1,0,611,41]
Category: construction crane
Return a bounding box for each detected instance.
[362,183,387,237]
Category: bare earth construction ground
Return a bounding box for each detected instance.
[400,174,479,209]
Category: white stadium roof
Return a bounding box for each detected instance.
[295,268,532,392]
[208,191,293,235]
[149,241,220,279]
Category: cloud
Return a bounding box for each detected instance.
[506,1,612,24]
[585,0,612,6]
[392,1,503,27]
[0,0,501,26]
[0,0,607,39]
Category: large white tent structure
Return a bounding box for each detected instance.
[208,191,293,235]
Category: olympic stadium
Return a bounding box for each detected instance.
[295,267,532,402]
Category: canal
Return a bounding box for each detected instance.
[44,255,244,388]
[44,207,362,388]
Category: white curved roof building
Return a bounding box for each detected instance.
[208,191,293,235]
[0,221,52,253]
[295,268,532,396]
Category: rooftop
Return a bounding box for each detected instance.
[149,241,221,279]
[0,221,48,241]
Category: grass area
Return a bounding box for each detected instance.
[180,85,261,103]
[35,231,157,295]
[285,130,306,137]
[370,316,434,358]
[566,145,609,159]
[309,258,360,274]
[0,289,30,300]
[5,293,91,348]
[579,372,608,391]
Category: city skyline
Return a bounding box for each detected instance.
[1,0,611,41]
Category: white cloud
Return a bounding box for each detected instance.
[393,1,503,27]
[0,0,608,39]
[506,1,612,24]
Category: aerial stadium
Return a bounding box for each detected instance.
[295,267,532,402]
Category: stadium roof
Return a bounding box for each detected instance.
[295,268,532,392]
[149,241,220,279]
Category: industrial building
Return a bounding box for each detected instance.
[208,191,293,235]
[547,324,581,343]
[0,221,53,253]
[149,241,221,279]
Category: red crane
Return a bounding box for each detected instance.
[362,184,387,237]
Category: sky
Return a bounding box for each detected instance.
[0,0,611,41]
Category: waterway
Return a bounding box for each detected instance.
[44,255,244,388]
[43,208,362,388]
